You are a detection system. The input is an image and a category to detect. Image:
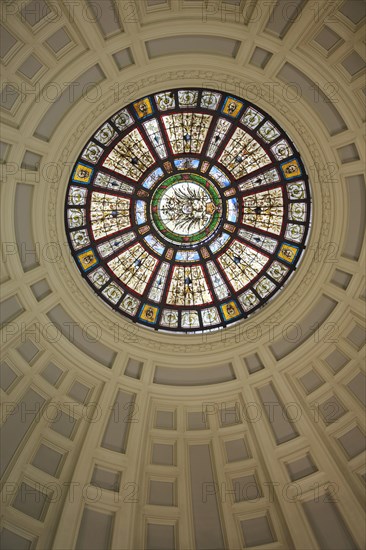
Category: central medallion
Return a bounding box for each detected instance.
[151,173,222,246]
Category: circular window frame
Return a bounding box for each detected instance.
[64,88,312,333]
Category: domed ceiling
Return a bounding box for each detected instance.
[65,88,311,332]
[1,1,365,550]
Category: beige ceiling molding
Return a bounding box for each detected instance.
[41,65,339,358]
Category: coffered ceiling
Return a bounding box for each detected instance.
[0,1,365,549]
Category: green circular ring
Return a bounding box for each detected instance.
[150,173,222,245]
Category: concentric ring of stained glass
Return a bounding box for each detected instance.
[151,173,222,245]
[65,88,312,333]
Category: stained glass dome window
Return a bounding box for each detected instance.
[65,89,311,333]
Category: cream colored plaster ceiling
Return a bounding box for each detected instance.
[0,1,365,549]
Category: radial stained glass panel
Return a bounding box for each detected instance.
[65,88,311,332]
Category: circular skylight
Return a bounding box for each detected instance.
[65,88,311,333]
